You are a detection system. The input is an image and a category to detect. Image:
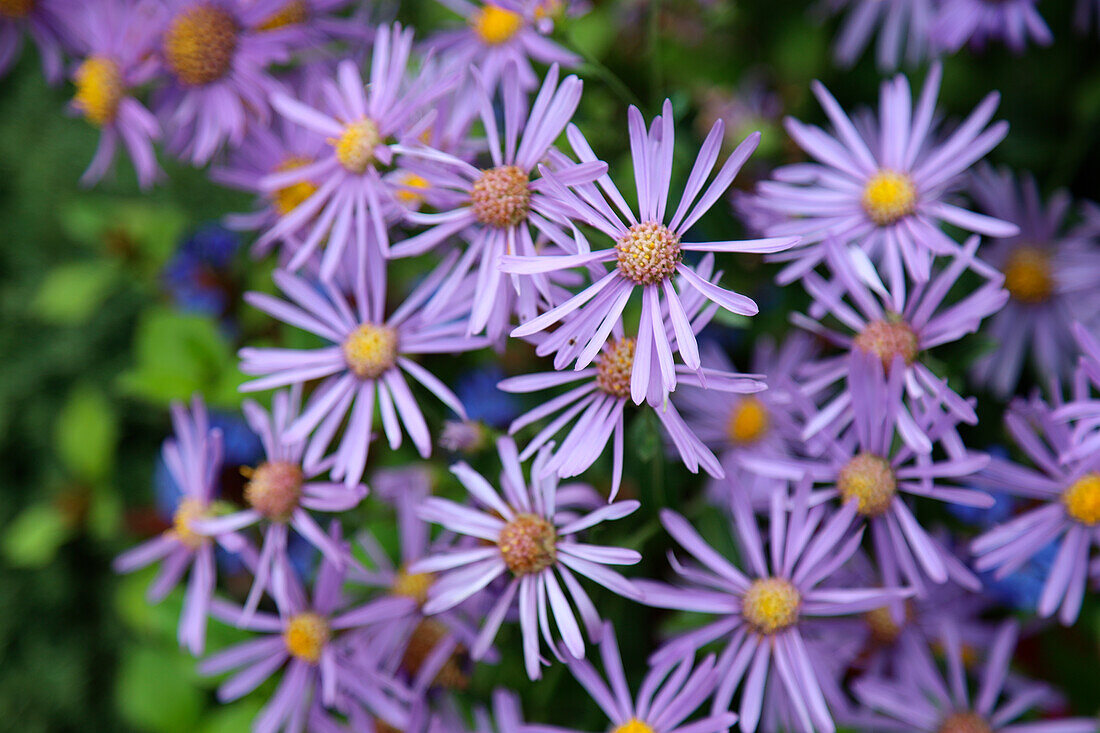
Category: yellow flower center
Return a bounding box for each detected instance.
[613,720,656,733]
[343,323,398,379]
[395,172,431,206]
[1002,246,1053,304]
[283,612,330,664]
[534,0,565,21]
[727,396,769,445]
[470,165,531,228]
[1063,473,1100,525]
[499,513,557,576]
[72,56,124,126]
[742,577,801,634]
[272,156,318,215]
[596,337,636,399]
[937,712,992,733]
[163,3,239,86]
[0,0,33,18]
[853,318,919,371]
[616,221,682,285]
[862,170,917,226]
[170,498,209,549]
[863,605,904,645]
[392,567,434,606]
[472,4,524,44]
[243,461,303,521]
[400,619,469,689]
[257,0,307,30]
[838,452,897,517]
[331,119,381,174]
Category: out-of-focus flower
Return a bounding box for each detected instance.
[819,0,936,70]
[0,0,74,83]
[694,75,783,160]
[162,224,241,317]
[932,0,1052,54]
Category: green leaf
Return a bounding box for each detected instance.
[115,645,204,733]
[1,502,74,567]
[59,199,187,271]
[31,260,119,324]
[55,384,118,480]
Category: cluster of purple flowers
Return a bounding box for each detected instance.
[10,0,1100,730]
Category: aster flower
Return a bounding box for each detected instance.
[852,620,1097,733]
[970,385,1100,625]
[238,250,487,488]
[820,0,936,70]
[259,27,455,277]
[393,63,603,341]
[500,255,765,498]
[0,0,74,84]
[502,100,798,404]
[745,351,992,594]
[249,0,371,44]
[795,235,1006,449]
[554,621,737,733]
[112,396,248,655]
[932,0,1052,54]
[66,0,162,188]
[410,437,642,680]
[427,0,581,93]
[1055,323,1100,462]
[754,63,1018,297]
[636,485,912,733]
[200,530,415,733]
[154,0,295,165]
[967,165,1100,396]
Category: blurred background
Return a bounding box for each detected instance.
[2,0,1100,730]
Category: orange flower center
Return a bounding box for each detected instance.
[853,318,919,371]
[596,337,636,399]
[73,56,124,126]
[343,323,398,379]
[164,3,238,86]
[498,513,557,576]
[1002,246,1053,304]
[283,612,330,663]
[616,221,682,285]
[471,165,531,228]
[742,577,801,634]
[244,461,303,520]
[838,452,897,517]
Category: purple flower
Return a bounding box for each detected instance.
[502,100,798,405]
[970,385,1100,625]
[427,0,581,93]
[968,165,1100,396]
[1055,322,1100,461]
[112,396,248,655]
[66,0,162,188]
[410,437,642,680]
[932,0,1052,54]
[0,0,74,84]
[820,0,936,70]
[250,0,372,43]
[393,63,602,341]
[260,27,455,277]
[852,620,1096,733]
[500,255,765,497]
[554,621,737,733]
[636,488,911,733]
[238,254,487,488]
[755,63,1018,297]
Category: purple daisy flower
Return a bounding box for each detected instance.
[427,0,581,93]
[744,351,993,594]
[795,235,1007,449]
[1055,323,1100,462]
[967,165,1100,397]
[238,253,487,489]
[970,385,1100,625]
[393,63,603,341]
[500,255,765,497]
[550,621,738,733]
[820,0,936,70]
[409,437,642,680]
[852,620,1097,733]
[636,487,911,733]
[154,0,294,165]
[755,63,1018,297]
[112,396,248,655]
[501,100,798,404]
[0,0,74,84]
[191,387,367,617]
[932,0,1052,54]
[66,0,162,189]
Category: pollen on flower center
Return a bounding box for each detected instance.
[853,318,919,370]
[742,577,801,634]
[862,170,917,226]
[615,221,682,285]
[392,567,434,606]
[244,460,303,520]
[470,165,531,228]
[1062,472,1100,525]
[1002,246,1053,304]
[73,57,124,126]
[596,337,636,399]
[936,712,992,733]
[838,452,897,517]
[343,323,398,379]
[257,0,307,30]
[332,119,381,174]
[728,396,769,445]
[283,612,330,664]
[401,619,470,689]
[472,4,524,44]
[0,0,33,18]
[171,497,209,549]
[272,156,318,215]
[163,3,239,86]
[498,513,557,576]
[612,719,656,733]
